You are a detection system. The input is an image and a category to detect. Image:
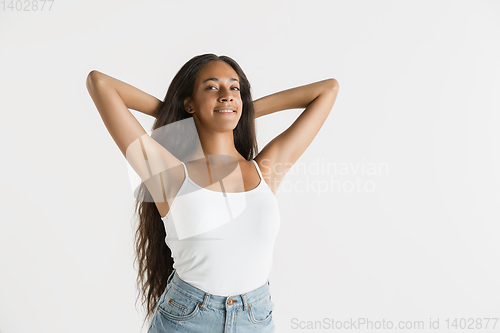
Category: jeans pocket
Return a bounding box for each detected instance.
[157,286,201,322]
[247,294,274,325]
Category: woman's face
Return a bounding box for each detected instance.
[186,60,243,131]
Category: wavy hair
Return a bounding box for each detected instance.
[133,54,258,329]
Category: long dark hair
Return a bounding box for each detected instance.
[133,54,258,328]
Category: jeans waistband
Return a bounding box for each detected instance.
[165,269,271,311]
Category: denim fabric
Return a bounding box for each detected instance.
[148,269,275,333]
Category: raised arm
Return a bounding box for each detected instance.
[252,79,339,194]
[86,70,183,208]
[86,70,164,158]
[253,79,336,118]
[87,70,163,119]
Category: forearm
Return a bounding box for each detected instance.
[253,78,337,118]
[87,70,163,118]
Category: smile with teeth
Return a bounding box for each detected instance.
[214,109,236,114]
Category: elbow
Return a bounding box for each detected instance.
[320,79,339,95]
[328,78,339,90]
[86,70,104,92]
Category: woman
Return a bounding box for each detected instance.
[86,54,339,332]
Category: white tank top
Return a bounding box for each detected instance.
[161,159,281,296]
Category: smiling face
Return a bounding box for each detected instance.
[184,60,243,132]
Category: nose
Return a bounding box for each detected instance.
[218,87,233,102]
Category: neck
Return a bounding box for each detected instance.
[185,129,244,163]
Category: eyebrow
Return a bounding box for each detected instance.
[202,77,239,84]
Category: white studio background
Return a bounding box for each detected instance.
[1,0,499,332]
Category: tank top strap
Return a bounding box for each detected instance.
[179,160,189,178]
[251,159,263,181]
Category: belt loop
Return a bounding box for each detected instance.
[166,269,176,287]
[199,292,211,310]
[241,293,249,311]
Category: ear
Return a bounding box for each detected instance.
[184,97,193,113]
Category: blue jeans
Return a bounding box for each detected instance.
[148,269,275,332]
